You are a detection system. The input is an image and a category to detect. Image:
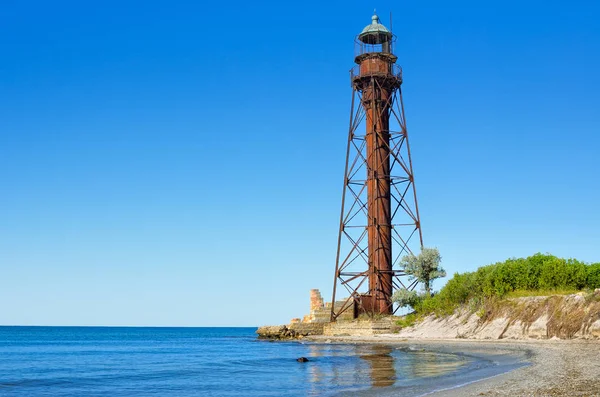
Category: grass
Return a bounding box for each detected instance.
[505,288,580,298]
[395,313,418,329]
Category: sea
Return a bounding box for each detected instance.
[0,327,526,396]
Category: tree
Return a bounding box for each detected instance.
[392,288,419,310]
[400,247,446,296]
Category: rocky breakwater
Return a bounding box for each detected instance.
[256,323,326,340]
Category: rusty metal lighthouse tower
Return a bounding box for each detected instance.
[331,13,423,320]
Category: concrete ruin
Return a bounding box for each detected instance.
[256,289,394,339]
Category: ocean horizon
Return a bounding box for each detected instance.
[0,326,524,396]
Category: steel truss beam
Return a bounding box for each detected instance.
[331,75,423,321]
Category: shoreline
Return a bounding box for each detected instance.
[304,336,600,396]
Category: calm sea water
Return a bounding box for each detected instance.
[0,327,523,396]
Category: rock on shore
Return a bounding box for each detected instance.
[256,323,326,339]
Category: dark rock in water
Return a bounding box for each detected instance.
[296,357,309,362]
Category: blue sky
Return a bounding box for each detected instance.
[1,0,599,326]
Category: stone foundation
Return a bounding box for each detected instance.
[323,317,396,336]
[257,289,386,339]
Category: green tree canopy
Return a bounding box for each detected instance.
[400,247,446,295]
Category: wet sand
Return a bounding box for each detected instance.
[306,336,600,396]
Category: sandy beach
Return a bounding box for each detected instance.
[306,336,600,396]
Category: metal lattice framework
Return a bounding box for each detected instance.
[330,70,424,321]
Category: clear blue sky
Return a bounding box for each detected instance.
[1,0,599,326]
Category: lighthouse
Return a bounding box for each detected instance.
[331,13,423,319]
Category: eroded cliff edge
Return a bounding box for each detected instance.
[396,291,600,340]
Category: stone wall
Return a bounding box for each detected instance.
[289,322,326,336]
[327,300,356,322]
[323,317,395,336]
[300,289,356,324]
[310,289,324,312]
[302,289,327,323]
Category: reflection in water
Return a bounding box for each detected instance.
[305,343,368,395]
[359,345,396,387]
[306,344,324,385]
[302,343,470,395]
[401,349,468,378]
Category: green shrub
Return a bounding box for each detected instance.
[566,259,588,290]
[525,253,550,290]
[392,289,419,309]
[539,256,568,289]
[437,271,476,304]
[412,294,455,316]
[588,263,600,289]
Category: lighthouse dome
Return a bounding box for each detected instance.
[358,13,392,45]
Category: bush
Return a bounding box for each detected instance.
[413,294,446,315]
[566,259,588,290]
[588,263,600,289]
[392,289,419,309]
[539,256,568,289]
[437,272,476,304]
